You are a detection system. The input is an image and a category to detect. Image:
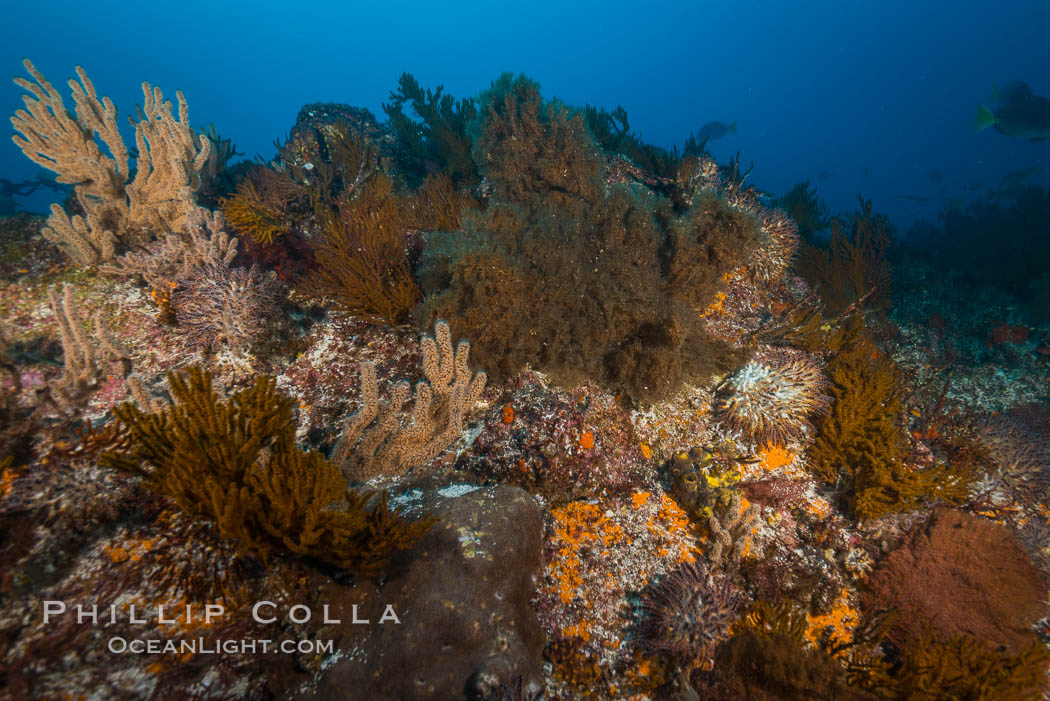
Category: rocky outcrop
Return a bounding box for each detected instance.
[300,484,546,700]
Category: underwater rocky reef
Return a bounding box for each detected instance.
[1,61,1049,700]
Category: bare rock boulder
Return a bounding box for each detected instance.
[299,484,546,700]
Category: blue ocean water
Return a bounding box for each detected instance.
[3,0,1048,233]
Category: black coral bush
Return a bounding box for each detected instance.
[383,72,480,187]
[100,367,432,574]
[416,75,759,403]
[302,170,422,326]
[807,318,968,520]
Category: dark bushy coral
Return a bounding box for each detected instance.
[219,168,300,246]
[774,180,829,239]
[583,103,687,180]
[383,72,480,187]
[808,317,967,520]
[100,367,432,574]
[404,172,479,233]
[1,463,311,700]
[878,633,1050,700]
[694,629,870,701]
[417,76,761,402]
[245,114,427,315]
[795,197,893,315]
[302,171,421,325]
[469,73,604,204]
[693,598,885,700]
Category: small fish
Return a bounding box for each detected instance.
[941,197,964,212]
[818,169,833,182]
[696,120,737,142]
[987,165,1039,199]
[962,180,985,191]
[975,81,1050,141]
[998,165,1039,189]
[928,168,943,184]
[893,194,930,203]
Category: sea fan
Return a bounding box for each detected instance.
[715,349,830,448]
[173,263,282,352]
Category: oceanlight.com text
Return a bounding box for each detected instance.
[107,637,335,655]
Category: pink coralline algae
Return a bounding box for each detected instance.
[456,373,651,502]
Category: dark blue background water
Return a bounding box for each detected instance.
[3,0,1048,233]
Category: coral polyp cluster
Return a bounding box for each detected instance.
[675,156,800,288]
[750,208,801,285]
[714,349,830,448]
[637,559,738,663]
[972,415,1049,503]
